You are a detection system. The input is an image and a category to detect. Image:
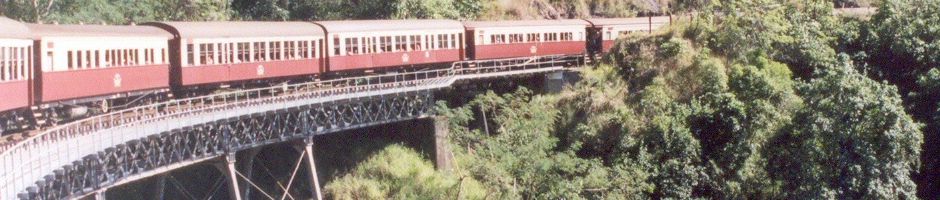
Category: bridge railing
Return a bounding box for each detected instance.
[0,54,580,198]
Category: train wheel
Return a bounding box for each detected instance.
[45,109,60,127]
[100,99,110,113]
[0,119,6,134]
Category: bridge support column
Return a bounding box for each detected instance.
[433,117,454,172]
[543,71,566,93]
[151,174,166,200]
[94,189,106,200]
[216,154,243,200]
[238,149,261,200]
[293,138,322,200]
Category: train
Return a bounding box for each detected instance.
[0,16,671,135]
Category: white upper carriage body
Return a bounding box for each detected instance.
[27,24,171,72]
[0,17,33,83]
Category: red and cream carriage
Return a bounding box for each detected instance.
[463,20,590,60]
[28,24,172,106]
[315,20,465,72]
[585,17,671,53]
[145,22,325,87]
[0,17,33,132]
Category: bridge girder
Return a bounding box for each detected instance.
[18,92,433,200]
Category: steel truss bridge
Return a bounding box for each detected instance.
[0,55,582,200]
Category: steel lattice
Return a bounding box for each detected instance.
[18,92,433,200]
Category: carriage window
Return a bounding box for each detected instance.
[252,42,263,61]
[527,33,539,42]
[269,41,280,60]
[1,47,6,80]
[354,37,362,54]
[114,49,120,66]
[284,41,291,60]
[378,36,391,53]
[344,38,353,55]
[227,43,234,64]
[2,48,8,80]
[94,50,100,67]
[435,34,442,49]
[284,41,292,59]
[1,48,7,80]
[561,32,573,41]
[409,35,422,51]
[394,36,405,52]
[353,38,362,55]
[297,41,306,59]
[78,51,86,69]
[361,37,369,54]
[365,37,376,53]
[216,44,224,64]
[104,50,110,67]
[304,40,311,58]
[12,47,19,79]
[333,37,341,56]
[0,48,5,81]
[143,49,150,65]
[86,50,92,68]
[200,44,212,65]
[311,40,318,58]
[109,50,115,66]
[187,44,195,66]
[236,43,246,63]
[289,41,298,59]
[9,48,16,79]
[509,34,523,43]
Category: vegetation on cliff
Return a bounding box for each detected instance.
[1,0,936,199]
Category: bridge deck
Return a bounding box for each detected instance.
[1,55,579,199]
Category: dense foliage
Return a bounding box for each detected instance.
[1,0,936,199]
[323,145,486,199]
[433,0,928,198]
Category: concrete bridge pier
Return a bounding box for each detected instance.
[93,189,106,200]
[151,174,166,200]
[292,138,323,200]
[215,154,243,200]
[543,71,566,93]
[433,117,454,172]
[237,149,261,200]
[542,71,580,93]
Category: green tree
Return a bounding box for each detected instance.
[2,0,231,24]
[392,0,459,19]
[323,145,486,199]
[767,57,923,199]
[231,0,291,21]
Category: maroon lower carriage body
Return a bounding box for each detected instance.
[180,59,321,86]
[473,41,585,60]
[329,49,461,71]
[0,81,29,112]
[39,65,169,103]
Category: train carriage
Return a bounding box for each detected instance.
[314,20,465,73]
[144,22,325,87]
[28,24,172,119]
[585,17,670,53]
[463,20,590,60]
[0,17,33,132]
